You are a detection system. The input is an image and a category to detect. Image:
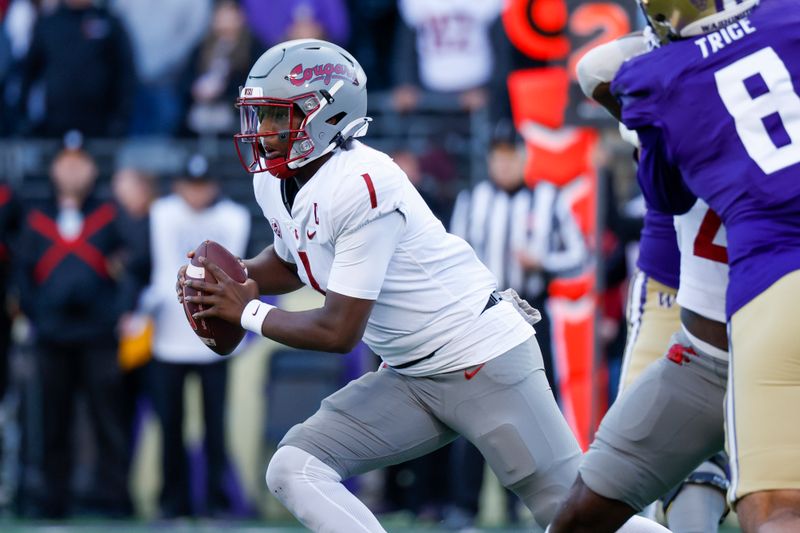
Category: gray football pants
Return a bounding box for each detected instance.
[580,330,728,511]
[280,336,582,527]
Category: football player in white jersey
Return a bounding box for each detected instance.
[177,39,583,532]
[547,33,734,533]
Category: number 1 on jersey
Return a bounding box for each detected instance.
[298,250,326,295]
[715,46,800,174]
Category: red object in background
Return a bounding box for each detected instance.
[502,0,570,61]
[522,129,597,187]
[566,2,631,80]
[508,67,570,129]
[547,285,596,451]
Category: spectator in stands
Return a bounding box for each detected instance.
[0,1,19,394]
[0,181,20,418]
[111,167,156,291]
[241,0,349,50]
[2,0,37,69]
[110,166,157,502]
[345,0,397,91]
[0,9,11,86]
[447,129,589,527]
[16,139,135,518]
[187,0,256,136]
[112,0,211,136]
[139,154,249,518]
[391,0,503,112]
[19,0,135,137]
[1,0,38,136]
[391,148,453,223]
[0,180,17,513]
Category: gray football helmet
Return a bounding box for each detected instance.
[234,39,370,178]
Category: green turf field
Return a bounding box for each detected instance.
[0,519,744,532]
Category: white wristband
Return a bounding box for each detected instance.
[240,299,274,335]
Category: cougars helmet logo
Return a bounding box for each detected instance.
[288,62,359,87]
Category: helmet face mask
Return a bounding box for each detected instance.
[638,0,759,43]
[233,39,369,178]
[235,94,319,179]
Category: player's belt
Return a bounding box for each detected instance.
[389,291,503,370]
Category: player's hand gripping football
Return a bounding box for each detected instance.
[499,288,542,326]
[182,256,260,325]
[175,251,247,304]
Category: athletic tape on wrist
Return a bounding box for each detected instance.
[240,299,273,335]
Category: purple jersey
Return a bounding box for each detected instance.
[612,0,800,318]
[638,209,680,289]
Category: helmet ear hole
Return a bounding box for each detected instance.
[326,111,347,126]
[654,13,666,22]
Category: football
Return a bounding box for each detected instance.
[182,240,247,355]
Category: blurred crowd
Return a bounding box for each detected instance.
[0,0,646,527]
[0,0,520,138]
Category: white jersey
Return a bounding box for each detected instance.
[399,0,502,92]
[674,199,728,324]
[253,141,532,376]
[143,194,251,363]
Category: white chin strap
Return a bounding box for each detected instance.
[681,0,759,37]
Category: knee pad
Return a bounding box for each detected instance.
[508,454,580,528]
[265,446,297,498]
[661,455,730,524]
[266,445,341,497]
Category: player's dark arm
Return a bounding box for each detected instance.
[637,126,697,215]
[258,291,374,353]
[186,258,374,353]
[243,245,304,295]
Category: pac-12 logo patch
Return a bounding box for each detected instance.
[240,86,263,97]
[270,218,282,238]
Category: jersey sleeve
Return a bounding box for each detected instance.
[611,52,665,130]
[637,126,697,215]
[273,236,294,264]
[329,167,407,239]
[326,211,405,300]
[576,32,649,98]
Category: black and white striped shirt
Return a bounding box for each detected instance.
[450,179,588,298]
